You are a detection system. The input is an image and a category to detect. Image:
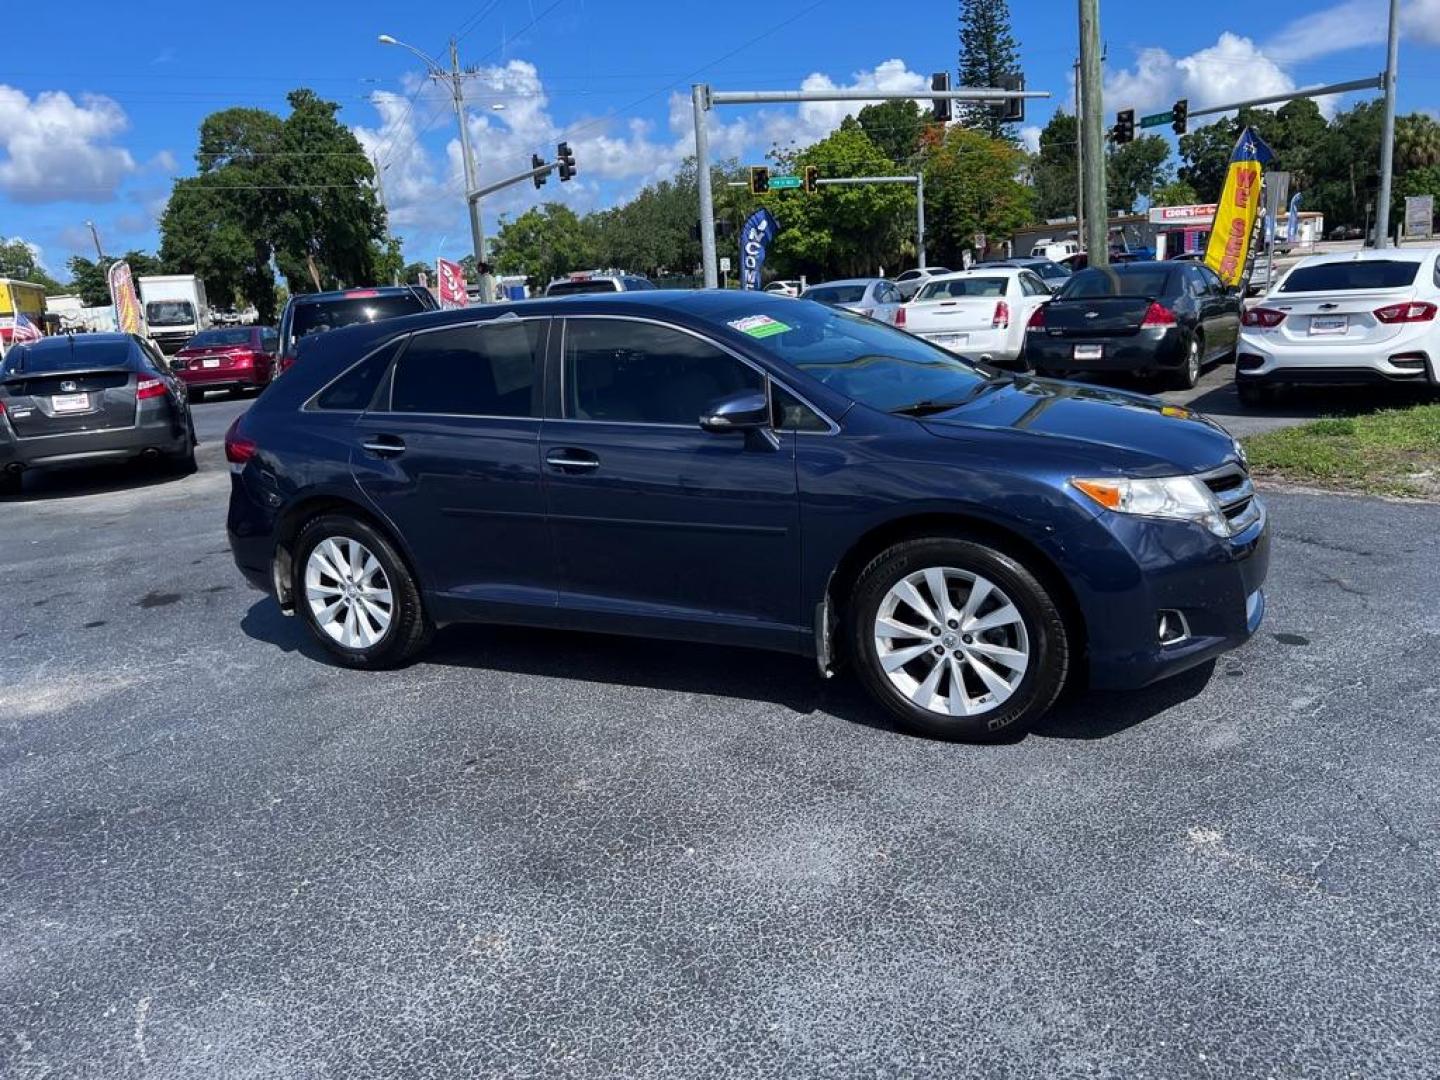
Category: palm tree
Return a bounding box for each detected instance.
[1395,113,1440,170]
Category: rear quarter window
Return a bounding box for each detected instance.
[312,339,404,412]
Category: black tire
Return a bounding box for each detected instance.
[293,513,433,669]
[848,537,1071,743]
[1171,333,1202,390]
[169,415,198,474]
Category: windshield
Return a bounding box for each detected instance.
[711,300,988,414]
[547,279,620,296]
[292,294,429,341]
[186,328,252,348]
[916,277,1009,300]
[803,284,869,304]
[146,301,195,327]
[1060,267,1175,299]
[1035,260,1071,278]
[1279,260,1421,292]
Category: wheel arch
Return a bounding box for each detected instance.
[822,511,1088,675]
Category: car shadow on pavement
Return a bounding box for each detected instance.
[1181,380,1432,422]
[241,599,1215,743]
[3,461,190,503]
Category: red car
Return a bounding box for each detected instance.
[173,326,278,400]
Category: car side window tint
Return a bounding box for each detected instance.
[261,329,279,353]
[391,320,544,417]
[314,339,403,411]
[564,318,762,425]
[1198,267,1223,296]
[772,384,829,432]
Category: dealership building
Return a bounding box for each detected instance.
[1148,203,1327,259]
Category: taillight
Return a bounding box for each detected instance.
[1374,300,1437,324]
[992,300,1010,329]
[1141,302,1177,327]
[1026,306,1046,331]
[136,377,167,399]
[894,305,906,328]
[1241,307,1287,328]
[224,417,257,465]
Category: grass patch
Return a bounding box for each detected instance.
[1241,402,1440,498]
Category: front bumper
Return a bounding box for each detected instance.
[1026,327,1187,374]
[1048,498,1271,690]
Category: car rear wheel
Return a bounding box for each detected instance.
[294,514,432,669]
[1172,334,1202,390]
[848,537,1071,742]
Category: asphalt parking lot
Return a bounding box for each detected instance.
[3,392,1438,1079]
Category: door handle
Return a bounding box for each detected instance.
[546,448,600,472]
[362,436,406,457]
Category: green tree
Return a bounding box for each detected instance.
[400,260,432,284]
[490,203,598,287]
[763,119,916,278]
[1107,135,1171,212]
[1396,113,1440,170]
[64,251,165,306]
[0,239,62,292]
[1030,109,1078,220]
[924,125,1033,267]
[856,99,929,164]
[957,0,1020,138]
[371,238,404,286]
[1178,118,1241,202]
[1152,178,1200,207]
[1307,101,1384,233]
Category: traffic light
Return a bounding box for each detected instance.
[1113,108,1135,144]
[1172,98,1189,136]
[531,153,548,189]
[995,72,1025,124]
[749,166,770,195]
[802,165,819,194]
[931,72,952,123]
[557,141,576,181]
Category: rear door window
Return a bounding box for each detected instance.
[563,318,762,425]
[1279,260,1422,292]
[390,319,546,417]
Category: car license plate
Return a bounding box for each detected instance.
[1073,344,1103,360]
[933,333,968,348]
[203,357,221,368]
[1309,315,1348,336]
[51,393,90,413]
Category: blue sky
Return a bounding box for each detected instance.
[2,0,1437,278]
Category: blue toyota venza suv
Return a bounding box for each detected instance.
[227,291,1268,742]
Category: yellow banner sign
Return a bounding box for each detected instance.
[1204,128,1274,288]
[107,261,144,335]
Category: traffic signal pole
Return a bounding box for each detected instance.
[692,82,1048,287]
[1078,0,1108,267]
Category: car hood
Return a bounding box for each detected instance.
[920,376,1238,475]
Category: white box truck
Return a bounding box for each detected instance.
[138,274,211,354]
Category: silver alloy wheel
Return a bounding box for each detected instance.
[873,566,1030,717]
[304,536,394,649]
[1186,337,1201,382]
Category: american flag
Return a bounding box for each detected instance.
[2,310,43,345]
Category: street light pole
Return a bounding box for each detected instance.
[84,220,105,262]
[1374,0,1400,248]
[379,34,489,297]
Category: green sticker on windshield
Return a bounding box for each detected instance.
[728,314,791,339]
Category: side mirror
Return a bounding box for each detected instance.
[700,390,770,433]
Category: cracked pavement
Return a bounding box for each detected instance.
[1,396,1438,1078]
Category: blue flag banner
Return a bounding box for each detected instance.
[740,208,779,291]
[1286,192,1303,243]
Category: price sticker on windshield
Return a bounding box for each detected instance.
[728,315,791,339]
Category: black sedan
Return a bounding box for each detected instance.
[1024,261,1242,388]
[0,334,196,495]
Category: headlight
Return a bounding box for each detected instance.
[1071,475,1229,536]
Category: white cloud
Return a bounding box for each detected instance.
[1,234,47,271]
[1405,0,1440,42]
[1019,125,1042,154]
[1264,0,1383,64]
[0,85,136,203]
[1103,32,1352,125]
[356,58,936,254]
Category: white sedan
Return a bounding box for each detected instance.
[901,267,1054,368]
[800,278,905,326]
[1236,246,1440,404]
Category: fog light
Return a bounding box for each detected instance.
[1237,353,1265,371]
[1158,609,1191,646]
[1388,352,1428,371]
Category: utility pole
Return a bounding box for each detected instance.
[1374,0,1400,248]
[379,34,489,297]
[1073,58,1084,251]
[84,220,105,262]
[371,153,399,286]
[1078,0,1108,267]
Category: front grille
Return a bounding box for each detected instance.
[1200,464,1260,534]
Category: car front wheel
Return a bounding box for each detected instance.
[848,537,1071,742]
[294,514,432,669]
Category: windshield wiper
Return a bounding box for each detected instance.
[889,379,1004,417]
